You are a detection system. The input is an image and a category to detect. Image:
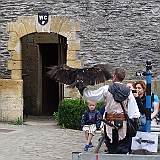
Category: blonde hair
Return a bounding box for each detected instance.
[87,101,96,105]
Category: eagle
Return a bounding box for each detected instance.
[46,64,113,89]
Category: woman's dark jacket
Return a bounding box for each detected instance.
[135,96,146,114]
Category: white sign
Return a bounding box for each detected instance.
[131,131,158,152]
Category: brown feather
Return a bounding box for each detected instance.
[46,63,113,88]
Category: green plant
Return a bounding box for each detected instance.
[53,111,59,122]
[54,98,105,130]
[5,118,25,125]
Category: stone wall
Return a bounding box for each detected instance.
[0,79,23,121]
[0,0,160,80]
[0,0,159,121]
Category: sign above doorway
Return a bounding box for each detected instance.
[38,12,48,25]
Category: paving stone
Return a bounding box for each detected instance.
[0,116,159,160]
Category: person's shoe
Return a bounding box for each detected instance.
[89,142,93,148]
[84,145,89,151]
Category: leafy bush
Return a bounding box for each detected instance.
[54,99,105,130]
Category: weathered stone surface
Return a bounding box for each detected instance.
[7,22,18,32]
[67,60,81,68]
[0,79,23,121]
[14,40,22,55]
[8,60,22,70]
[50,22,61,33]
[12,51,22,61]
[18,16,36,34]
[1,109,23,121]
[68,41,80,51]
[16,23,28,38]
[67,31,77,41]
[10,32,19,42]
[8,41,18,51]
[7,22,27,38]
[60,23,73,32]
[11,70,22,80]
[50,16,70,33]
[0,79,22,94]
[52,16,69,24]
[67,51,77,60]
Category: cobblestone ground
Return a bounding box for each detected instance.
[0,116,106,160]
[0,116,159,160]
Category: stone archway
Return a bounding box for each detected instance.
[0,15,81,121]
[7,15,81,79]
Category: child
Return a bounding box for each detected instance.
[81,101,101,151]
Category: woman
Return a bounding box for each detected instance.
[126,81,146,134]
[134,81,159,125]
[126,82,146,115]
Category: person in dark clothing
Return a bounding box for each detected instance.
[134,81,159,125]
[126,82,146,114]
[126,82,146,129]
[81,101,101,151]
[126,82,146,153]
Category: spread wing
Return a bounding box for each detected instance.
[46,64,76,85]
[46,64,113,88]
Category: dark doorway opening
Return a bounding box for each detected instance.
[22,33,67,116]
[39,43,59,115]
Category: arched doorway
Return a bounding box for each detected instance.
[6,15,81,121]
[22,33,67,116]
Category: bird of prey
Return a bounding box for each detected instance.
[46,64,113,89]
